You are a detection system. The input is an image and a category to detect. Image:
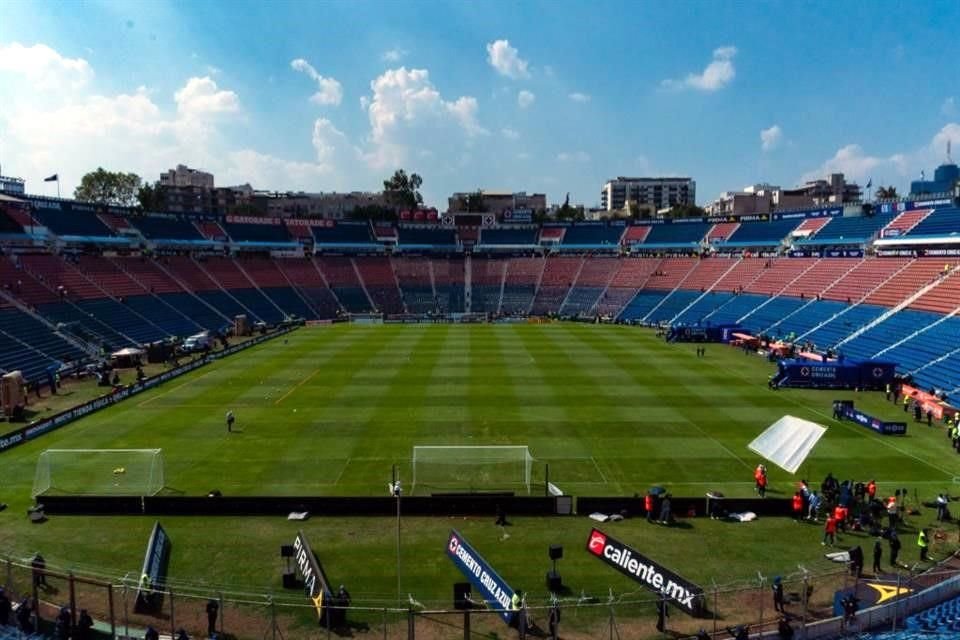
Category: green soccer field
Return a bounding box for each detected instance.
[1,323,958,624]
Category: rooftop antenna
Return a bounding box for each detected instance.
[948,140,953,164]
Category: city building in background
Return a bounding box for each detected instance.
[600,177,696,212]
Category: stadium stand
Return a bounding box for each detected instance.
[235,256,317,320]
[639,222,710,248]
[797,213,894,245]
[863,259,946,307]
[500,257,544,315]
[393,257,436,314]
[621,225,651,246]
[130,215,207,242]
[223,221,293,244]
[471,256,506,313]
[879,208,932,238]
[316,256,373,314]
[722,218,799,247]
[195,220,229,242]
[530,256,582,315]
[0,306,87,380]
[31,205,116,239]
[312,221,377,248]
[478,227,538,247]
[0,208,27,237]
[274,258,342,319]
[539,227,566,244]
[790,216,833,239]
[559,256,618,316]
[560,223,624,249]
[354,256,404,314]
[905,207,960,238]
[706,222,740,243]
[432,258,466,313]
[397,226,457,249]
[595,258,660,317]
[200,257,287,324]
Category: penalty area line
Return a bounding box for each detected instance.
[274,368,320,405]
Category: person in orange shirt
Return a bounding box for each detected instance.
[823,515,837,546]
[866,480,877,501]
[792,492,804,522]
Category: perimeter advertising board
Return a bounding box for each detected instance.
[293,531,332,624]
[446,529,515,624]
[586,528,705,616]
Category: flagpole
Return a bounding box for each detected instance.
[56,177,60,199]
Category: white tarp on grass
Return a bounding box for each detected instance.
[748,415,827,474]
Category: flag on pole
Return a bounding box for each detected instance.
[865,179,872,189]
[44,174,58,182]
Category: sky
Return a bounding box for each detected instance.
[1,0,959,209]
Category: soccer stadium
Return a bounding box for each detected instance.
[4,4,960,640]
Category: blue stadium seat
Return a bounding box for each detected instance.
[618,291,670,321]
[131,215,205,241]
[223,222,293,244]
[480,228,538,246]
[723,219,800,247]
[798,214,895,245]
[906,208,960,238]
[640,223,710,248]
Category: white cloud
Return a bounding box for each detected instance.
[0,41,93,90]
[943,97,957,118]
[760,125,783,151]
[486,39,530,79]
[800,124,960,185]
[661,46,737,92]
[568,92,591,103]
[382,48,407,63]
[517,90,535,109]
[517,152,531,160]
[290,58,343,106]
[174,76,240,116]
[361,66,486,169]
[501,128,520,140]
[557,151,590,162]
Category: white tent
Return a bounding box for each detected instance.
[748,415,827,474]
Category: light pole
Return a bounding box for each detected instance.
[391,465,402,601]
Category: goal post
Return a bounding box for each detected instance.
[33,449,165,498]
[411,445,535,494]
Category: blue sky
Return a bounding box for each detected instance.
[1,0,959,209]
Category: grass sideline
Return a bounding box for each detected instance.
[1,323,958,613]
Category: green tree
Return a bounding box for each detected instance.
[876,186,899,199]
[664,203,706,219]
[465,191,487,212]
[74,167,142,206]
[383,169,424,210]
[136,181,163,211]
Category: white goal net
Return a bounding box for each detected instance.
[33,449,165,497]
[411,445,534,494]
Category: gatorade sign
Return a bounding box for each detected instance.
[446,529,515,624]
[586,528,705,616]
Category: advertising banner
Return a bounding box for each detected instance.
[835,401,907,435]
[446,529,515,623]
[586,528,705,616]
[134,522,171,613]
[293,531,332,624]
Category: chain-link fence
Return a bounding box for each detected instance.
[3,554,960,639]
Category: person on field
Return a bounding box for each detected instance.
[873,538,883,574]
[645,492,655,523]
[206,599,219,636]
[792,491,804,522]
[823,514,837,546]
[889,532,901,567]
[77,609,94,640]
[918,528,929,562]
[0,588,10,627]
[866,479,877,501]
[807,491,821,521]
[772,576,785,613]
[226,410,235,433]
[757,471,768,498]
